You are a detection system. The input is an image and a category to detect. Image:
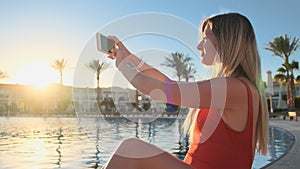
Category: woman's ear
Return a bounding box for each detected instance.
[205,24,218,49]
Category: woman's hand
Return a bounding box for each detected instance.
[107,36,131,68]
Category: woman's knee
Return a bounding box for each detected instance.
[118,137,140,149]
[121,137,140,144]
[114,137,140,156]
[114,137,165,158]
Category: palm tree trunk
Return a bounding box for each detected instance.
[290,75,296,110]
[59,71,63,86]
[97,74,101,109]
[136,90,139,111]
[284,59,292,110]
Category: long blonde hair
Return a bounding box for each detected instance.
[183,13,269,155]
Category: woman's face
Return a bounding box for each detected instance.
[197,24,218,66]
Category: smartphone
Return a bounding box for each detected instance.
[96,33,115,53]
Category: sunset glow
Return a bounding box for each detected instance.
[14,61,58,88]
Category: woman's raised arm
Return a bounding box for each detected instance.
[108,35,173,83]
[108,36,246,110]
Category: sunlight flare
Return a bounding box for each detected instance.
[15,60,58,88]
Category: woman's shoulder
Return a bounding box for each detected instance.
[209,77,256,87]
[207,77,259,98]
[207,77,249,87]
[221,77,260,100]
[195,77,259,99]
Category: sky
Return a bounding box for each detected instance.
[0,0,299,88]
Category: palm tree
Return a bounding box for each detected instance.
[51,59,67,86]
[274,65,289,102]
[161,52,193,81]
[183,65,197,82]
[273,66,288,83]
[161,52,197,114]
[266,34,300,109]
[290,60,299,81]
[86,59,110,106]
[290,60,299,103]
[274,61,300,109]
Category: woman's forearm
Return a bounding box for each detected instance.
[127,53,172,83]
[118,57,202,109]
[115,39,173,83]
[117,58,169,102]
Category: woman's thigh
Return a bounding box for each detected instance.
[107,152,194,169]
[106,137,194,169]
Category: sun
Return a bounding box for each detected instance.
[15,61,58,88]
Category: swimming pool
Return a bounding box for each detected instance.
[0,116,294,168]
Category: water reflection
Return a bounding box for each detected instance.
[0,117,294,169]
[89,127,101,169]
[135,122,139,138]
[172,119,189,160]
[56,127,62,168]
[268,126,294,161]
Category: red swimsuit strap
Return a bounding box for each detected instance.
[238,78,254,159]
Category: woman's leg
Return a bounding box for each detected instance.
[103,137,194,169]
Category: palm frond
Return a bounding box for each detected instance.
[277,67,286,74]
[161,52,198,81]
[51,58,67,71]
[86,59,110,73]
[290,60,299,70]
[274,74,287,83]
[266,34,300,60]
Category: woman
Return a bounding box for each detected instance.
[104,12,269,169]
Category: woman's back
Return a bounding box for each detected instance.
[184,79,255,169]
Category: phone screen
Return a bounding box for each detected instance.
[96,33,115,53]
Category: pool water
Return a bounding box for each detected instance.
[0,117,294,168]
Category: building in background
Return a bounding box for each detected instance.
[265,71,300,112]
[0,84,167,116]
[265,71,274,113]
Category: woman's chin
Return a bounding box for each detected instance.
[201,59,212,66]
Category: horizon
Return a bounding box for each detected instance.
[0,0,299,88]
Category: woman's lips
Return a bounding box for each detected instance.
[200,51,204,58]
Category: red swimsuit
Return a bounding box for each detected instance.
[184,79,254,169]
